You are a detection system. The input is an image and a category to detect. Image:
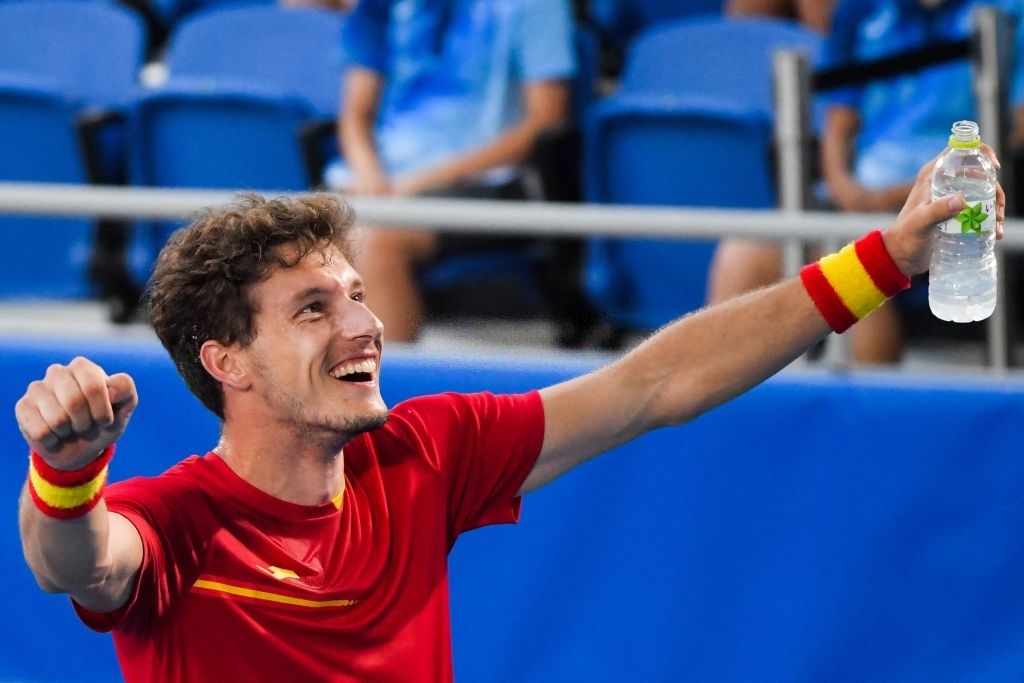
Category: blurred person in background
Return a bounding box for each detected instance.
[708,0,1024,364]
[324,0,577,342]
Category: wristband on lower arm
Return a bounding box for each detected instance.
[800,230,911,333]
[27,446,114,519]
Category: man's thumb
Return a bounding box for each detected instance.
[932,194,966,223]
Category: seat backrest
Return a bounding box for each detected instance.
[585,96,775,207]
[578,17,819,332]
[619,15,823,117]
[162,4,345,117]
[0,82,85,182]
[0,84,97,299]
[127,84,317,276]
[0,1,146,301]
[582,98,773,330]
[0,0,146,108]
[131,86,314,191]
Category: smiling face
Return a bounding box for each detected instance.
[235,244,388,444]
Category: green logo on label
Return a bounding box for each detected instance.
[955,202,988,233]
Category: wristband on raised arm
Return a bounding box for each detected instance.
[800,230,911,333]
[27,445,114,519]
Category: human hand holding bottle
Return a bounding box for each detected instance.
[881,140,1004,280]
[928,121,1003,322]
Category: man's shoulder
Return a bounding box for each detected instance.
[373,392,478,436]
[385,391,534,421]
[353,391,542,479]
[364,391,540,446]
[106,454,214,503]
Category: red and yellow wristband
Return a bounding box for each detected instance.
[800,230,911,333]
[27,445,113,520]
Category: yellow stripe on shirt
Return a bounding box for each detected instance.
[192,579,358,609]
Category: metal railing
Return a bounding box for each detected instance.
[1,181,1024,366]
[0,180,975,240]
[774,4,1018,368]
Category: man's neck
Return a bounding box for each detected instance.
[213,429,347,506]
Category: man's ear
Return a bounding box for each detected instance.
[199,340,251,391]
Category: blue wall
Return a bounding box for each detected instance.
[3,336,1024,682]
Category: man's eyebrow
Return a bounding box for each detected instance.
[287,286,331,307]
[286,276,364,306]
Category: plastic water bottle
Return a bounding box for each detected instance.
[928,120,998,322]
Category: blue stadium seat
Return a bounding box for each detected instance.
[582,15,823,332]
[614,14,822,117]
[131,84,316,191]
[130,3,347,195]
[0,0,145,112]
[160,3,344,119]
[0,0,147,301]
[127,4,346,274]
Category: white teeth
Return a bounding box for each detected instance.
[330,358,376,379]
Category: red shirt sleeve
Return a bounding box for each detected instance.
[73,457,209,634]
[383,390,545,542]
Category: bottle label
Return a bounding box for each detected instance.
[936,198,996,234]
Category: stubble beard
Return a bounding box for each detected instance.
[252,358,390,443]
[276,397,390,452]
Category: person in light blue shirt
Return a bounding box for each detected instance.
[325,0,577,341]
[709,0,1024,365]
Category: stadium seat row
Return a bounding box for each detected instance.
[0,0,823,338]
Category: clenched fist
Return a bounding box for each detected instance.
[15,356,137,470]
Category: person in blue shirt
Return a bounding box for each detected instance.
[708,0,1024,364]
[820,0,1024,213]
[324,0,577,341]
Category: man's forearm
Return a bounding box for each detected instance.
[19,483,114,593]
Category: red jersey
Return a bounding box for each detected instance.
[74,391,544,682]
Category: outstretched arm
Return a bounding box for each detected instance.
[522,151,1005,493]
[16,356,143,613]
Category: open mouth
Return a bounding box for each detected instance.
[338,371,372,383]
[329,358,376,383]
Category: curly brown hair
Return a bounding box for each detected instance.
[145,193,357,419]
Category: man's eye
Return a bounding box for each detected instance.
[302,302,324,314]
[351,292,365,303]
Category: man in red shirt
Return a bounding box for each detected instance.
[15,153,1001,681]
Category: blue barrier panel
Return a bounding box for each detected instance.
[3,336,1024,681]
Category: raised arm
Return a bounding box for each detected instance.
[522,152,1005,493]
[16,356,142,613]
